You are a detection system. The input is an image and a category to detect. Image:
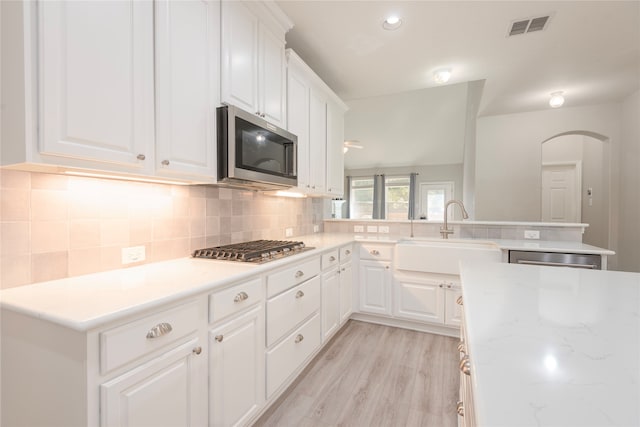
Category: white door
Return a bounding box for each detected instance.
[220,1,258,114]
[541,162,581,223]
[155,0,219,179]
[39,0,154,169]
[321,268,340,341]
[419,182,454,220]
[100,338,206,427]
[358,260,391,315]
[209,306,264,427]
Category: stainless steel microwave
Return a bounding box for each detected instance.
[217,105,297,190]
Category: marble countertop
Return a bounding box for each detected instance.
[0,233,354,331]
[459,261,639,427]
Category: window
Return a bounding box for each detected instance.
[385,176,410,220]
[418,182,454,220]
[349,177,374,219]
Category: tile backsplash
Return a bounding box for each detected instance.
[1,170,327,289]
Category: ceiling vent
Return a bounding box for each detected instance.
[508,15,550,36]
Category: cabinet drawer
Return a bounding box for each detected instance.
[321,249,339,270]
[100,300,201,374]
[267,257,320,298]
[209,278,262,323]
[340,244,353,262]
[266,313,321,398]
[266,275,320,347]
[359,243,393,261]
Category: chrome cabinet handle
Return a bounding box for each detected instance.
[215,335,223,342]
[457,401,464,417]
[193,346,202,355]
[137,154,146,161]
[146,322,172,339]
[460,356,471,376]
[161,159,170,166]
[370,249,380,255]
[295,334,304,343]
[260,113,265,118]
[345,250,351,255]
[329,255,336,262]
[295,270,304,278]
[255,111,260,115]
[234,291,249,303]
[295,290,305,299]
[456,296,463,306]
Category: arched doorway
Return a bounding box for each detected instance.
[541,131,610,248]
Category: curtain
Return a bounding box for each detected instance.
[379,174,386,219]
[345,175,352,218]
[408,172,418,219]
[372,174,381,219]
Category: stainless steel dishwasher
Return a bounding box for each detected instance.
[509,250,601,270]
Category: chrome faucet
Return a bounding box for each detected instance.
[440,200,469,239]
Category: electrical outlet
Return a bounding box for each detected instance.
[379,225,390,233]
[354,225,364,233]
[313,224,319,233]
[367,225,378,233]
[524,230,540,239]
[122,246,146,264]
[285,227,293,237]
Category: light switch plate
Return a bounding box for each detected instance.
[313,224,319,233]
[354,225,364,232]
[524,230,540,239]
[378,225,390,233]
[367,225,378,233]
[122,246,146,264]
[285,227,293,237]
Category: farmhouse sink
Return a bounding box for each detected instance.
[395,238,502,275]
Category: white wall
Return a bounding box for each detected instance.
[618,90,640,272]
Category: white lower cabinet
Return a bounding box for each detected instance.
[394,274,444,323]
[321,267,340,341]
[444,282,463,327]
[209,306,264,427]
[359,260,392,316]
[101,338,207,427]
[266,313,321,398]
[339,261,353,324]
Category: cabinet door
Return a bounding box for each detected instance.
[444,282,463,327]
[287,64,310,190]
[394,276,445,324]
[358,260,392,315]
[100,338,206,427]
[339,261,353,324]
[39,1,154,169]
[309,87,327,194]
[209,306,264,427]
[326,100,345,196]
[259,24,286,128]
[220,1,258,114]
[321,268,340,342]
[155,0,219,179]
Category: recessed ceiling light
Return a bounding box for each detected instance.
[433,68,452,84]
[549,91,565,108]
[383,15,402,30]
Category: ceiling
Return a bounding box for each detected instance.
[277,1,639,169]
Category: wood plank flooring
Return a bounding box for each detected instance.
[254,320,460,427]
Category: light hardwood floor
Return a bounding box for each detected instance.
[254,320,460,427]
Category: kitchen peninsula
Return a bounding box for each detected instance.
[459,261,640,426]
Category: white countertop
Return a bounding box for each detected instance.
[459,261,640,427]
[0,234,354,331]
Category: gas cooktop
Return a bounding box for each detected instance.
[192,240,313,263]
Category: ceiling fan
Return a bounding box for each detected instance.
[343,140,363,153]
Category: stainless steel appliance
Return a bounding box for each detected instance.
[509,250,601,269]
[217,105,297,190]
[192,240,312,263]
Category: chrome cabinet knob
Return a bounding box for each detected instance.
[161,159,170,166]
[137,154,146,161]
[456,296,463,306]
[234,291,249,303]
[295,290,305,299]
[370,250,380,255]
[447,283,452,289]
[439,283,444,288]
[329,255,336,262]
[260,113,265,118]
[193,346,202,355]
[457,341,466,353]
[385,265,389,270]
[215,335,223,342]
[295,270,304,278]
[146,322,172,339]
[345,250,351,255]
[460,356,471,376]
[456,400,464,417]
[295,334,304,343]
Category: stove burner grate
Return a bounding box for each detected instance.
[192,240,312,263]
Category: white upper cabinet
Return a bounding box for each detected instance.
[221,1,291,128]
[326,99,347,197]
[38,0,155,171]
[286,53,311,190]
[309,86,328,194]
[154,0,219,180]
